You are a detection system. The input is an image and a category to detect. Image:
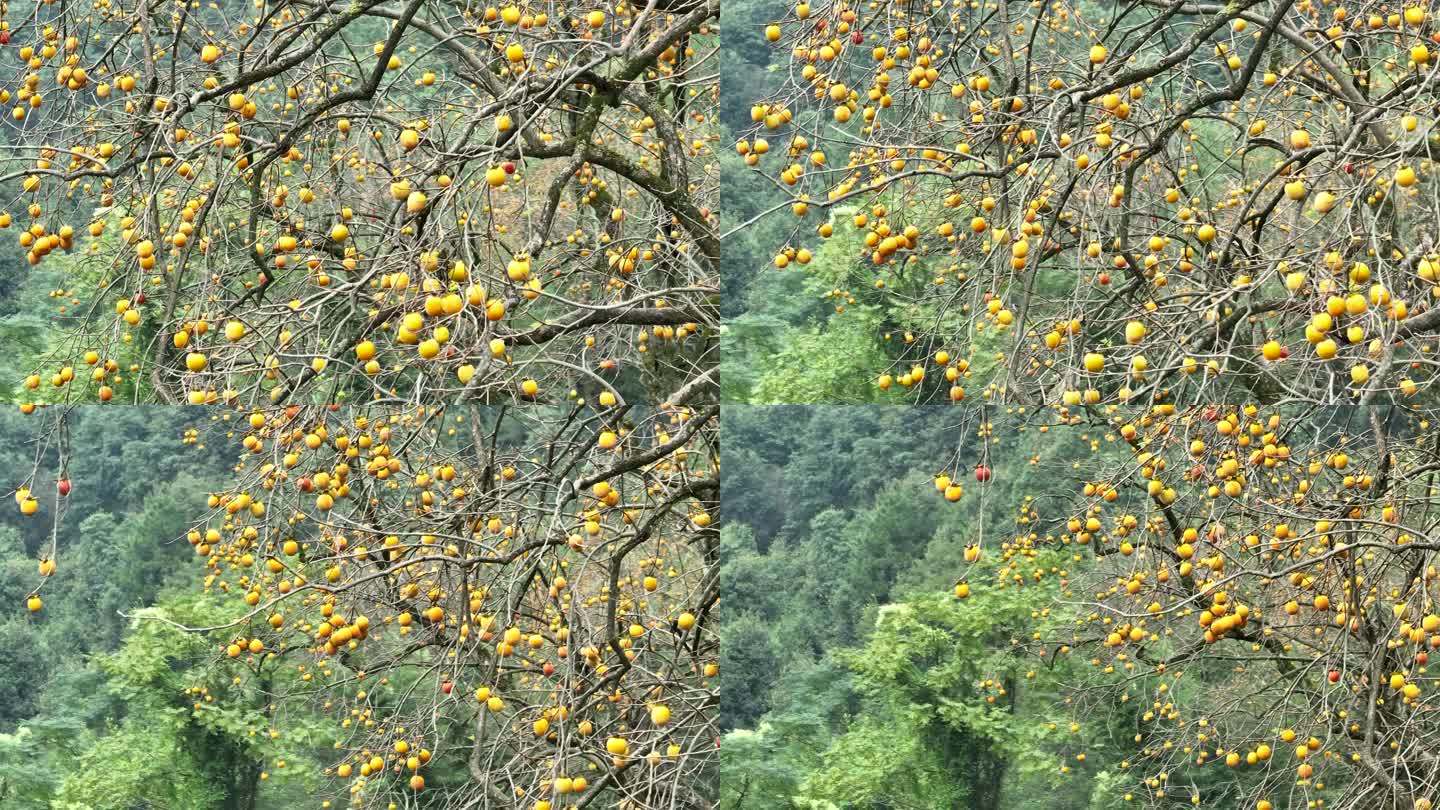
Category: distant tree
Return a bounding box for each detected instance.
[719,610,777,731]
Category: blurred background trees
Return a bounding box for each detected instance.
[721,406,1124,810]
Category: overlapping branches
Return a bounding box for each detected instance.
[38,399,722,808]
[2,0,719,407]
[744,0,1440,411]
[945,402,1440,808]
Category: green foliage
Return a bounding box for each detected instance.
[720,726,805,810]
[0,726,64,805]
[720,610,781,730]
[799,715,969,809]
[724,207,901,404]
[50,716,223,810]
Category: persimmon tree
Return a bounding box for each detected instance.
[744,1,1440,803]
[926,402,1440,809]
[743,0,1440,408]
[13,399,718,808]
[1,0,718,406]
